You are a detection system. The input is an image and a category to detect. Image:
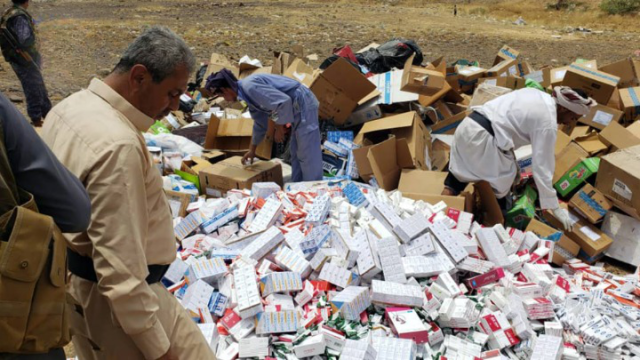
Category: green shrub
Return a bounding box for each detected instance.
[600,0,640,14]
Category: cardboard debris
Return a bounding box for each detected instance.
[150,44,640,360]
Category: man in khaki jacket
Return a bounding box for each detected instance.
[42,26,215,360]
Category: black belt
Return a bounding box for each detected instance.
[67,249,169,284]
[469,111,495,137]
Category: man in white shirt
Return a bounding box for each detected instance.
[442,87,596,231]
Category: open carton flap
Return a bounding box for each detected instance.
[553,143,588,184]
[201,53,239,87]
[401,54,446,96]
[204,115,273,159]
[318,57,376,101]
[599,121,640,151]
[352,146,374,182]
[284,59,315,87]
[398,169,447,195]
[367,137,401,192]
[354,112,416,144]
[474,181,504,226]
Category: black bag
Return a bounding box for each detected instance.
[355,39,423,74]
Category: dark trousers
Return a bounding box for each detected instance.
[9,59,51,122]
[0,348,66,360]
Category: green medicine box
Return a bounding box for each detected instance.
[554,157,600,197]
[506,185,538,230]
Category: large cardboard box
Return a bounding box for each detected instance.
[569,183,612,224]
[579,104,623,130]
[602,211,640,266]
[204,115,273,160]
[455,65,487,92]
[199,157,283,198]
[310,58,377,125]
[401,54,446,96]
[599,58,640,89]
[628,121,640,138]
[486,59,519,78]
[398,170,467,211]
[553,143,589,184]
[543,207,613,262]
[554,157,600,198]
[619,87,640,121]
[524,67,551,88]
[354,111,431,170]
[598,121,640,151]
[200,53,238,88]
[525,219,580,266]
[478,76,526,90]
[369,70,420,105]
[430,110,471,135]
[596,145,640,219]
[562,64,620,105]
[550,66,569,88]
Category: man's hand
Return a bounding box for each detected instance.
[156,349,178,360]
[242,149,257,166]
[552,207,574,232]
[441,186,458,196]
[274,124,286,143]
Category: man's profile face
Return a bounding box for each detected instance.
[133,64,189,120]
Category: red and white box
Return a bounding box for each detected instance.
[523,297,555,320]
[385,307,429,344]
[479,312,521,349]
[466,267,505,290]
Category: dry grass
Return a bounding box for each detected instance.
[332,0,640,32]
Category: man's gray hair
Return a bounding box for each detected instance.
[113,26,196,83]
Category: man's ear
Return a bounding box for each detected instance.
[129,64,150,93]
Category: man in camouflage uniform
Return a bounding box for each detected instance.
[1,0,51,127]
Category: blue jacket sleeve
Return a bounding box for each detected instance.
[251,112,269,146]
[0,93,91,232]
[243,78,294,127]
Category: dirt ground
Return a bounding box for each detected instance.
[1,0,639,113]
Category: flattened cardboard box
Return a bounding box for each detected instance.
[205,115,274,160]
[199,157,283,198]
[569,183,612,224]
[310,57,377,125]
[479,76,526,91]
[574,132,608,156]
[354,111,431,170]
[562,64,620,105]
[596,145,640,219]
[525,219,580,266]
[579,104,623,130]
[543,207,613,260]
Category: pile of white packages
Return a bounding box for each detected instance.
[162,178,640,360]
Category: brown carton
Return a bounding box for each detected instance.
[199,157,283,198]
[562,64,620,105]
[200,53,238,88]
[164,190,194,218]
[599,122,640,151]
[283,58,316,88]
[204,115,274,160]
[553,143,589,183]
[398,169,467,211]
[478,76,526,90]
[579,104,623,130]
[596,145,640,219]
[401,54,446,96]
[628,121,640,138]
[310,57,377,125]
[486,59,519,78]
[543,207,613,260]
[354,111,431,170]
[550,66,570,88]
[430,110,471,135]
[619,87,640,121]
[569,183,612,224]
[599,58,640,88]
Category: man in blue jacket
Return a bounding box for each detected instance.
[206,69,323,182]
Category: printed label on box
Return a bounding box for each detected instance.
[592,111,614,126]
[613,179,633,201]
[579,226,601,241]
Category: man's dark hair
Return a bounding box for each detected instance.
[113,26,195,83]
[572,88,588,100]
[12,0,29,5]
